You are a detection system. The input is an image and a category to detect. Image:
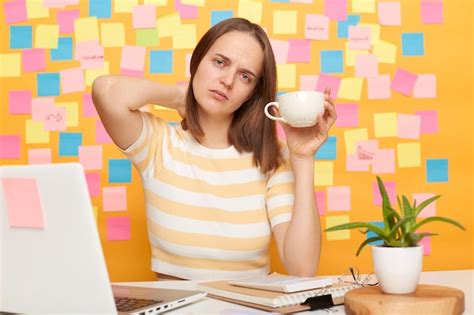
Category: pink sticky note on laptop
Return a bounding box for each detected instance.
[2,178,45,229]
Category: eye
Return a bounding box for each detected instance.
[240,73,252,83]
[213,58,225,67]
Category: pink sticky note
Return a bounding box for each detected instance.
[414,74,436,98]
[85,172,100,197]
[378,2,401,26]
[43,0,71,8]
[60,67,85,93]
[421,1,443,24]
[391,68,418,96]
[288,39,311,63]
[397,114,421,139]
[32,97,55,122]
[103,186,127,211]
[175,0,198,19]
[327,186,351,211]
[413,193,436,218]
[56,9,79,34]
[106,216,131,241]
[75,41,104,70]
[83,93,98,117]
[3,0,27,24]
[120,45,146,72]
[300,75,318,91]
[28,148,52,164]
[185,53,191,78]
[324,0,347,21]
[0,135,21,159]
[2,178,45,229]
[305,14,329,40]
[368,75,391,99]
[79,145,103,170]
[335,103,358,127]
[270,39,290,64]
[373,181,396,206]
[316,74,341,99]
[96,120,113,144]
[9,90,32,114]
[22,49,46,72]
[355,54,378,78]
[419,235,431,255]
[276,122,286,141]
[346,154,369,172]
[415,110,438,134]
[43,106,67,131]
[356,140,378,163]
[132,5,156,29]
[371,149,395,174]
[348,26,371,50]
[315,191,326,215]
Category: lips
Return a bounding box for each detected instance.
[210,89,228,101]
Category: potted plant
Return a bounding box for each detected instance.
[325,176,465,294]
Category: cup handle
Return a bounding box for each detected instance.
[264,102,286,123]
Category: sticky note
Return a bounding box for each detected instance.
[79,145,103,170]
[57,10,80,34]
[96,120,113,144]
[344,128,368,155]
[367,75,391,99]
[326,215,350,240]
[321,50,343,73]
[372,40,396,64]
[100,23,125,47]
[185,53,191,77]
[337,15,359,38]
[0,135,21,159]
[3,1,27,24]
[93,206,98,222]
[398,114,421,139]
[300,75,318,91]
[74,17,99,42]
[120,45,146,74]
[103,186,127,211]
[402,33,424,56]
[413,193,436,218]
[416,110,438,134]
[237,0,263,24]
[86,61,110,86]
[75,41,104,70]
[133,5,156,29]
[26,120,49,144]
[89,0,111,18]
[288,40,310,63]
[324,0,347,21]
[420,236,431,255]
[397,142,421,168]
[172,24,197,49]
[35,25,59,49]
[9,90,32,114]
[358,23,380,43]
[28,148,52,164]
[327,186,351,211]
[352,0,375,12]
[421,1,443,24]
[43,106,66,131]
[181,0,204,5]
[136,29,159,47]
[31,97,55,122]
[276,64,296,89]
[150,50,173,73]
[59,132,83,156]
[356,140,378,163]
[378,2,401,26]
[273,10,297,34]
[374,112,397,138]
[414,74,436,98]
[114,0,138,13]
[270,39,290,64]
[344,43,368,67]
[314,161,333,186]
[58,102,79,127]
[338,77,363,100]
[371,149,395,174]
[22,49,46,72]
[37,73,60,97]
[348,26,371,50]
[355,54,378,78]
[316,74,341,99]
[145,0,167,4]
[366,221,384,245]
[156,13,181,38]
[51,37,73,61]
[60,68,85,93]
[85,172,101,197]
[106,216,131,241]
[392,68,417,96]
[83,93,98,117]
[2,178,45,229]
[10,25,32,49]
[373,180,396,205]
[175,0,199,19]
[315,191,326,215]
[211,10,234,26]
[305,14,329,40]
[109,159,132,183]
[346,154,369,172]
[26,0,50,18]
[315,136,337,160]
[426,159,448,182]
[335,103,358,127]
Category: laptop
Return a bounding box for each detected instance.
[0,163,206,314]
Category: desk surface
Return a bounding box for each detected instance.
[117,269,474,314]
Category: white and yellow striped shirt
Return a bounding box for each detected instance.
[122,112,295,280]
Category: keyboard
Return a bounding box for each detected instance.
[114,296,163,312]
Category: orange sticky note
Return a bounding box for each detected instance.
[2,178,45,229]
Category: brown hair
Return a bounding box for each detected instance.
[181,18,283,174]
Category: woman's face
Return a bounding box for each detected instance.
[192,31,264,119]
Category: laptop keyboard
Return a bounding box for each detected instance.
[115,297,164,312]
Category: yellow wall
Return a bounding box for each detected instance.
[1,0,472,282]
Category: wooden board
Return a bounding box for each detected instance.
[345,284,464,315]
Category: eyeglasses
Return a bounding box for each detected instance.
[337,266,378,287]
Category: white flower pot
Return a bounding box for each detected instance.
[372,245,423,294]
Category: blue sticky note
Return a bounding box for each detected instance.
[37,73,60,97]
[367,221,385,246]
[315,136,337,160]
[89,0,111,18]
[211,10,234,27]
[321,50,344,74]
[109,159,132,183]
[10,25,32,49]
[270,0,289,2]
[51,37,73,61]
[426,159,448,182]
[338,15,360,38]
[402,33,424,56]
[59,133,83,156]
[150,50,173,74]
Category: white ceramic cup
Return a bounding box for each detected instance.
[264,91,325,127]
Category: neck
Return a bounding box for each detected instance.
[197,111,233,149]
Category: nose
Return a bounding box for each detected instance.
[220,69,234,89]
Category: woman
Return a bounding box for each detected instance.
[92,18,336,280]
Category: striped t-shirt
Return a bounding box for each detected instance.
[121,112,295,280]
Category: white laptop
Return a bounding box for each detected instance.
[0,163,206,314]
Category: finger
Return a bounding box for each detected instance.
[316,114,328,138]
[324,103,337,128]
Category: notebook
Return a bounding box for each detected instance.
[0,163,206,314]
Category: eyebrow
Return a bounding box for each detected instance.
[215,53,258,78]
